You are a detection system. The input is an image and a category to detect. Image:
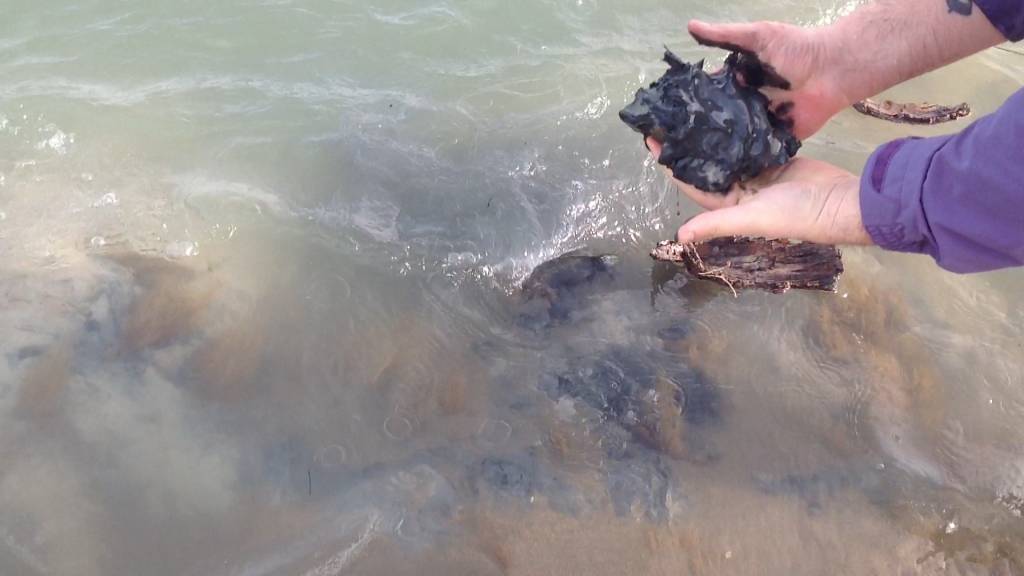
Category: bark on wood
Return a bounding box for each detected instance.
[852,99,971,125]
[650,237,843,294]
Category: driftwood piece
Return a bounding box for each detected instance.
[651,237,843,294]
[852,99,971,125]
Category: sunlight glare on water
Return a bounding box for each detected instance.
[2,1,1024,575]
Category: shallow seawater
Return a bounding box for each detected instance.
[3,1,1024,575]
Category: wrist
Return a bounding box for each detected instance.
[835,174,868,242]
[831,175,873,246]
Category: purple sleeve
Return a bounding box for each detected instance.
[859,88,1024,273]
[976,0,1024,41]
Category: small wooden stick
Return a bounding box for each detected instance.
[852,99,970,125]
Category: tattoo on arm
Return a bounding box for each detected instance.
[946,0,973,16]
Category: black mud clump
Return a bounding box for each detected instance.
[620,49,800,193]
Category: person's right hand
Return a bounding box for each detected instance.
[688,19,849,140]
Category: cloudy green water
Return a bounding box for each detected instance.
[3,1,1024,574]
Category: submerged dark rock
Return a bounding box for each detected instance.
[549,347,720,461]
[620,49,800,193]
[473,452,588,515]
[507,252,730,520]
[539,348,719,520]
[518,251,617,328]
[478,457,535,499]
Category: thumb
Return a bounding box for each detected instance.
[646,137,661,157]
[677,205,765,243]
[688,20,765,53]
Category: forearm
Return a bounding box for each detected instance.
[860,88,1024,273]
[821,0,1005,104]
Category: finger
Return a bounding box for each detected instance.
[646,137,661,157]
[676,204,766,243]
[644,138,676,182]
[761,86,792,105]
[758,64,791,90]
[729,52,792,90]
[647,137,746,209]
[664,171,740,210]
[688,20,764,54]
[771,100,794,118]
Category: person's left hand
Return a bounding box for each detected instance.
[647,138,874,246]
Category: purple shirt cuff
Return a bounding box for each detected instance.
[976,0,1024,42]
[859,136,949,256]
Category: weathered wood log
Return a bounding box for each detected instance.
[852,99,970,125]
[650,237,843,294]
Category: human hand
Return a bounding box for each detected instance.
[647,139,872,246]
[688,19,849,140]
